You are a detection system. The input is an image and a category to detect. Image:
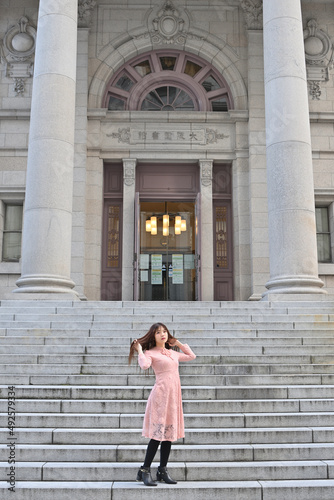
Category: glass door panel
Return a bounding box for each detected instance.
[139,201,196,301]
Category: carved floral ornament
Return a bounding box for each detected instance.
[0,16,36,96]
[240,0,263,30]
[303,19,334,100]
[78,0,96,28]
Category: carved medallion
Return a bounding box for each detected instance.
[304,19,334,100]
[149,1,189,44]
[1,16,36,96]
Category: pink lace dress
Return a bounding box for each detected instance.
[138,344,196,442]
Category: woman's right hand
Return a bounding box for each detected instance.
[133,339,142,353]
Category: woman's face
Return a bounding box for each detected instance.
[154,325,168,346]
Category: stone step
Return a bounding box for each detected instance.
[0,336,316,349]
[2,335,334,349]
[0,460,332,482]
[5,353,334,367]
[4,328,334,339]
[3,411,334,429]
[4,363,334,376]
[1,304,332,316]
[4,351,334,365]
[7,320,333,330]
[3,426,328,445]
[2,442,334,463]
[2,397,334,413]
[3,373,332,386]
[3,479,334,500]
[3,384,334,400]
[5,364,334,376]
[2,312,332,323]
[4,354,334,369]
[0,480,256,500]
[1,300,334,499]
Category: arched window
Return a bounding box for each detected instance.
[103,50,233,112]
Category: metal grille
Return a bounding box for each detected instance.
[107,205,120,268]
[216,206,228,269]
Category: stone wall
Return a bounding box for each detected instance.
[0,0,333,300]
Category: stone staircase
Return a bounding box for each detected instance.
[1,299,334,499]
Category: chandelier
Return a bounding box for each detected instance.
[145,214,186,236]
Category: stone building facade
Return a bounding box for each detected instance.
[0,0,333,302]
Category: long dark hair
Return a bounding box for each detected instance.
[128,322,176,365]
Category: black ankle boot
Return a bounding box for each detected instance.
[157,466,177,484]
[137,466,157,486]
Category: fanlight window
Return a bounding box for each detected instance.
[104,50,232,112]
[141,86,195,111]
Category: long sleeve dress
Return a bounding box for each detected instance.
[138,344,196,442]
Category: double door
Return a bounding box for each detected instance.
[134,199,200,301]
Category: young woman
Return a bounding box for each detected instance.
[129,322,196,487]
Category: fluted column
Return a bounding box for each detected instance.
[15,1,78,295]
[263,0,325,298]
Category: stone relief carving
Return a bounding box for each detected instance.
[106,127,229,147]
[0,16,36,96]
[303,19,334,100]
[123,162,136,186]
[240,0,263,30]
[148,0,190,45]
[108,128,131,144]
[78,0,96,28]
[205,129,229,145]
[308,81,322,101]
[200,161,213,187]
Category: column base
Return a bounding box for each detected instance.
[262,275,327,301]
[248,293,263,301]
[14,274,79,297]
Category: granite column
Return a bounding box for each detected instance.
[263,0,325,298]
[15,0,78,296]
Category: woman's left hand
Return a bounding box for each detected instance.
[168,338,181,347]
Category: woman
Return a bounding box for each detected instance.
[129,322,196,487]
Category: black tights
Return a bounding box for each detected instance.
[143,439,172,468]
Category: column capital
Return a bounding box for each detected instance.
[199,159,213,187]
[78,0,96,28]
[123,158,136,186]
[240,0,263,31]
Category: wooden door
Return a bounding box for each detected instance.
[213,200,233,301]
[101,200,122,300]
